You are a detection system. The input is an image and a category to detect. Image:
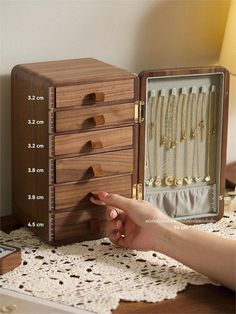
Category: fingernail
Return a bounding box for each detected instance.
[110,210,117,219]
[91,191,108,199]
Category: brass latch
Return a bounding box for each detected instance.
[134,100,145,123]
[132,183,143,201]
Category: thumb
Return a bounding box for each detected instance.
[91,191,134,212]
[91,191,152,227]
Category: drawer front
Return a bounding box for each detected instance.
[55,174,132,211]
[55,103,134,133]
[55,149,133,183]
[54,207,107,241]
[56,79,134,108]
[55,126,133,157]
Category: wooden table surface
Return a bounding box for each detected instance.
[114,284,235,314]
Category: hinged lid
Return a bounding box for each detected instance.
[137,66,229,222]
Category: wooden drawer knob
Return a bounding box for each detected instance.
[89,140,103,149]
[90,114,105,126]
[90,164,104,177]
[91,92,105,102]
[89,219,100,234]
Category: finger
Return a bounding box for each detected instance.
[106,206,118,221]
[106,206,127,223]
[90,196,106,206]
[109,232,127,248]
[91,191,134,212]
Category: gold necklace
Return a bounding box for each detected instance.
[211,85,217,136]
[145,90,156,186]
[199,86,207,141]
[205,85,215,182]
[164,89,177,186]
[174,88,186,186]
[193,88,202,183]
[184,88,196,185]
[153,90,165,187]
[160,90,167,146]
[180,88,187,141]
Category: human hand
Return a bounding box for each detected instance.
[90,192,174,252]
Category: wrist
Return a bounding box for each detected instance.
[151,218,183,254]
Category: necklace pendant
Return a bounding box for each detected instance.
[181,132,187,141]
[174,177,183,186]
[199,120,205,128]
[171,141,176,149]
[160,136,166,145]
[205,175,211,182]
[184,176,192,185]
[165,176,174,186]
[153,176,162,187]
[194,176,202,183]
[191,131,195,139]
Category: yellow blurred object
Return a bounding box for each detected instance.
[220,0,236,75]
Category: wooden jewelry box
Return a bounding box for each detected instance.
[11,58,229,244]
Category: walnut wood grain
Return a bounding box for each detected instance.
[54,207,107,241]
[114,284,235,314]
[54,126,133,157]
[19,58,135,87]
[56,79,134,108]
[55,103,134,132]
[55,174,132,211]
[55,149,133,183]
[11,65,51,241]
[0,246,21,275]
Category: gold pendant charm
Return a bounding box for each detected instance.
[165,176,174,186]
[174,177,183,186]
[184,176,192,184]
[191,131,195,139]
[181,131,187,141]
[153,176,162,187]
[194,176,202,183]
[147,177,154,187]
[171,141,176,149]
[205,175,211,182]
[199,120,205,128]
[160,136,166,145]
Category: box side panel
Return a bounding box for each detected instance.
[11,66,51,241]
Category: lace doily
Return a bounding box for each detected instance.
[0,205,235,314]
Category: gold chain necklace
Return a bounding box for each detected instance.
[199,86,207,141]
[164,89,177,186]
[211,85,217,136]
[193,88,203,183]
[153,90,165,187]
[145,90,156,186]
[180,88,188,142]
[205,85,216,182]
[184,88,196,185]
[174,88,186,186]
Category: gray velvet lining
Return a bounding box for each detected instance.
[145,184,216,218]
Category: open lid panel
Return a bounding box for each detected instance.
[138,67,229,223]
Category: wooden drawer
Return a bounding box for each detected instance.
[55,149,133,183]
[55,103,134,133]
[54,207,107,241]
[54,126,133,157]
[56,79,134,108]
[55,174,132,211]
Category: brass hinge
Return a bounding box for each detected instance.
[132,183,143,201]
[134,100,145,123]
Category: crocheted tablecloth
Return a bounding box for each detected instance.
[0,204,235,314]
